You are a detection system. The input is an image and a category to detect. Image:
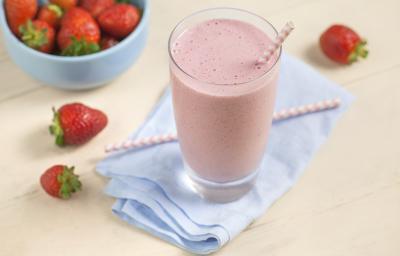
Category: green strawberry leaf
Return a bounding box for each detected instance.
[57,166,82,199]
[48,4,63,18]
[20,20,48,49]
[49,107,65,146]
[61,37,100,56]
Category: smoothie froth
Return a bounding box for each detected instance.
[172,19,275,85]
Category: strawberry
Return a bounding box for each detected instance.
[81,0,114,18]
[37,4,64,29]
[49,0,77,11]
[60,7,89,27]
[4,0,37,36]
[49,103,108,146]
[320,24,368,64]
[20,20,55,53]
[97,4,141,39]
[58,8,100,56]
[100,35,119,50]
[40,165,81,199]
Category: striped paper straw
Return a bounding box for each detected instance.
[105,98,341,153]
[257,21,295,64]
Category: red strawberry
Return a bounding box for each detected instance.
[49,0,77,11]
[100,35,119,50]
[60,7,88,27]
[81,0,114,18]
[37,4,64,29]
[58,8,100,56]
[49,103,108,146]
[97,4,141,39]
[40,165,81,199]
[20,20,55,53]
[4,0,37,36]
[320,24,368,64]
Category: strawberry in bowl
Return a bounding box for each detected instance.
[0,0,149,89]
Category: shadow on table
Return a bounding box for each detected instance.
[21,124,76,159]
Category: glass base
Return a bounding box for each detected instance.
[185,164,259,203]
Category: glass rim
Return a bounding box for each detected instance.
[168,7,282,86]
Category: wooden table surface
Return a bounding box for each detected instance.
[1,0,400,255]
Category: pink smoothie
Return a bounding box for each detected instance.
[170,18,280,182]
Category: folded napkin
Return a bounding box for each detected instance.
[97,53,354,254]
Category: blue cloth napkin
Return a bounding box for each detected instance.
[97,53,354,254]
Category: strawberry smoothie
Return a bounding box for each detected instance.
[169,9,280,200]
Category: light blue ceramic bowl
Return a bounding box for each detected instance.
[0,0,149,90]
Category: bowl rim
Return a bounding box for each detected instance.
[0,0,149,62]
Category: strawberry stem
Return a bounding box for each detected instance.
[58,166,82,199]
[61,37,100,56]
[348,40,368,64]
[19,20,48,49]
[49,107,64,146]
[48,4,63,18]
[356,40,368,58]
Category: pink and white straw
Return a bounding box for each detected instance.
[257,21,295,64]
[105,133,177,153]
[105,98,341,153]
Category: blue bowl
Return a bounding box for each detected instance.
[0,0,149,90]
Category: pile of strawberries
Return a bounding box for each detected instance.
[4,0,141,55]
